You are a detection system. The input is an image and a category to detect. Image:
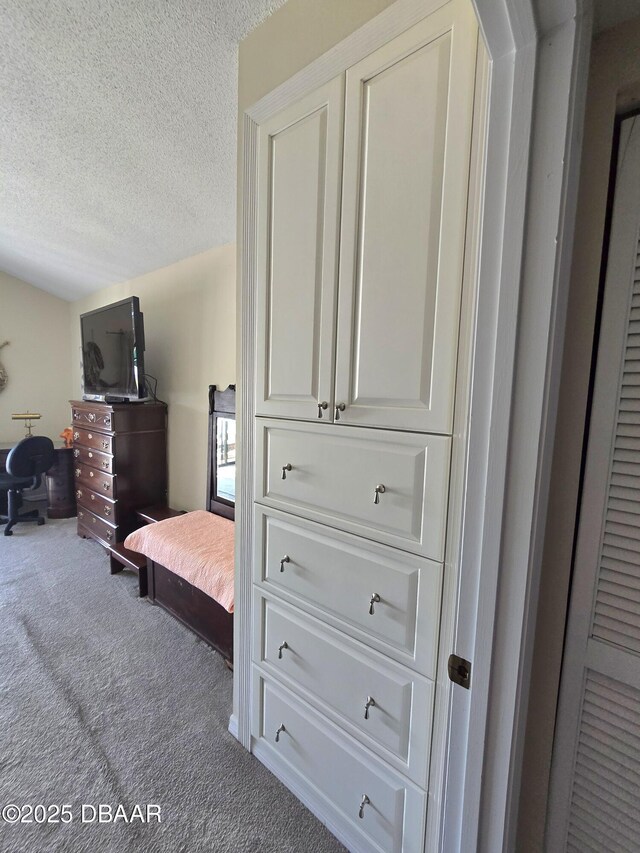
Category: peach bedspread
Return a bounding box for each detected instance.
[124,510,235,612]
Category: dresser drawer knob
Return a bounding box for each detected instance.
[102,441,109,450]
[88,451,93,458]
[368,593,381,615]
[73,449,80,458]
[335,402,346,420]
[75,468,81,477]
[281,463,292,480]
[279,555,290,572]
[90,494,95,501]
[89,471,94,478]
[73,431,79,441]
[103,506,111,517]
[373,484,386,505]
[102,461,109,469]
[359,795,370,820]
[103,482,110,492]
[88,412,96,422]
[278,641,288,659]
[76,490,82,499]
[317,401,328,418]
[106,530,112,541]
[275,723,286,743]
[364,696,376,720]
[87,433,93,439]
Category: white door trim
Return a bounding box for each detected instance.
[234,0,592,850]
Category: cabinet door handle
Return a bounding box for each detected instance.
[373,484,386,504]
[281,464,292,480]
[359,795,370,819]
[317,401,328,418]
[369,593,381,615]
[335,403,346,420]
[364,696,376,720]
[275,723,286,743]
[279,555,290,572]
[278,641,288,659]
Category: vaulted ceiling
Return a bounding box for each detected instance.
[1,0,286,300]
[3,0,640,301]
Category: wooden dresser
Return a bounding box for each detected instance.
[70,400,167,547]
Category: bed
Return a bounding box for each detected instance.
[124,385,236,664]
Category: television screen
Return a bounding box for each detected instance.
[80,297,146,401]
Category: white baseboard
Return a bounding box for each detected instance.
[228,713,239,741]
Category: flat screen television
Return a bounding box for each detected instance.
[80,297,146,402]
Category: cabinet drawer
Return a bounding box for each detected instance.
[74,462,116,498]
[72,445,113,474]
[255,419,450,559]
[77,506,117,545]
[71,405,114,430]
[253,673,426,853]
[255,507,442,677]
[75,486,117,523]
[255,594,433,784]
[73,427,112,454]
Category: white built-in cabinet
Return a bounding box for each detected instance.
[250,2,479,851]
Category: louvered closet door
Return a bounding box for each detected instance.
[548,115,640,851]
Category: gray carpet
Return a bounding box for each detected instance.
[0,518,345,853]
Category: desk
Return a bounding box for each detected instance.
[0,443,77,519]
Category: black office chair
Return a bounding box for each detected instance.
[0,436,55,536]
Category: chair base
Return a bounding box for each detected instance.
[1,507,46,536]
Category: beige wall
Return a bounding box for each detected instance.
[70,245,235,511]
[0,272,73,443]
[518,16,640,852]
[239,0,396,113]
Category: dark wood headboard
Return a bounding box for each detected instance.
[207,385,236,520]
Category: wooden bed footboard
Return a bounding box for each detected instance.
[148,560,233,664]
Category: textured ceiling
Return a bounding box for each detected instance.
[0,0,287,300]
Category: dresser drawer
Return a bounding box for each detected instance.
[71,405,115,430]
[75,486,118,523]
[255,419,450,559]
[255,507,442,677]
[253,673,427,853]
[74,462,116,498]
[77,506,117,545]
[73,427,113,454]
[72,445,113,474]
[255,594,433,785]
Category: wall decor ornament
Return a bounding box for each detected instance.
[0,341,9,392]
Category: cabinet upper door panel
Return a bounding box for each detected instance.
[255,77,344,421]
[335,1,478,433]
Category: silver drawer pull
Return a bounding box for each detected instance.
[368,593,380,615]
[106,530,112,541]
[87,433,93,439]
[102,440,109,450]
[88,451,93,458]
[90,494,95,501]
[359,795,370,820]
[281,463,292,480]
[104,506,111,517]
[373,484,386,505]
[88,412,96,422]
[335,402,346,420]
[89,471,94,478]
[102,461,109,469]
[76,490,82,499]
[279,555,290,572]
[73,449,80,458]
[75,468,81,477]
[317,401,328,418]
[103,482,110,491]
[73,431,79,440]
[275,723,286,743]
[278,641,288,659]
[364,696,376,720]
